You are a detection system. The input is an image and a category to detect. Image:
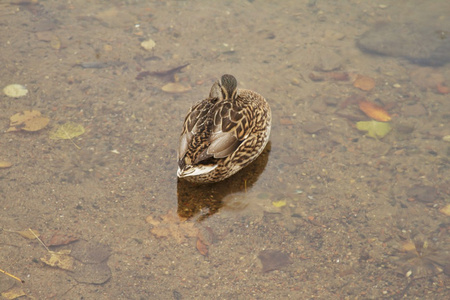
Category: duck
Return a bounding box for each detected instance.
[177,74,271,183]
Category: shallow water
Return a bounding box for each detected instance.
[1,0,449,298]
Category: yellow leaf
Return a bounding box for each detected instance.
[272,200,287,208]
[1,286,26,299]
[161,82,191,93]
[440,204,450,216]
[50,122,85,140]
[40,250,74,271]
[0,161,13,169]
[356,120,392,139]
[16,229,40,239]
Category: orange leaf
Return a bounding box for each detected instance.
[437,82,450,94]
[358,100,391,122]
[353,75,375,91]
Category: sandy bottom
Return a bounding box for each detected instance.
[1,0,449,299]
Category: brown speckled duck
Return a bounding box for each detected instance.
[177,74,271,183]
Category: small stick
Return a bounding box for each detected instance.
[0,268,25,283]
[29,228,50,252]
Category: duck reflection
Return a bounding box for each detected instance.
[177,142,271,221]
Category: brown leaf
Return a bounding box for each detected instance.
[353,75,375,91]
[149,210,198,243]
[437,82,450,94]
[358,100,391,122]
[44,231,79,246]
[196,238,209,256]
[258,249,292,272]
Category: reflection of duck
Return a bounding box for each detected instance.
[177,142,271,220]
[177,74,271,183]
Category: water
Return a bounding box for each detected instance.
[1,0,449,298]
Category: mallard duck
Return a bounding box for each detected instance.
[177,74,271,183]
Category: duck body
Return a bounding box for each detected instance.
[177,74,271,183]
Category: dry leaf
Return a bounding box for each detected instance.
[1,286,26,300]
[16,229,40,239]
[258,249,292,273]
[161,82,191,93]
[49,122,85,140]
[358,100,391,122]
[196,238,209,256]
[50,35,61,50]
[3,84,28,98]
[353,74,375,91]
[44,231,79,246]
[0,161,13,169]
[401,241,417,252]
[440,204,450,216]
[7,110,50,132]
[437,82,450,94]
[40,250,74,271]
[149,210,198,243]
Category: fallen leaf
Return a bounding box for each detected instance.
[49,122,85,140]
[16,229,40,239]
[356,120,392,139]
[149,210,198,243]
[71,240,111,264]
[161,82,191,93]
[358,100,391,122]
[196,238,209,256]
[440,204,450,216]
[0,161,13,169]
[141,39,156,51]
[3,84,28,98]
[272,200,287,208]
[437,82,450,94]
[44,231,79,246]
[258,249,292,272]
[1,286,26,299]
[353,74,375,91]
[7,110,50,132]
[50,35,61,50]
[401,241,417,252]
[69,260,111,285]
[40,250,74,271]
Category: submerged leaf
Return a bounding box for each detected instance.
[3,84,28,98]
[0,161,13,169]
[1,286,26,299]
[161,82,191,93]
[358,100,391,122]
[258,249,292,272]
[356,120,392,139]
[40,250,74,271]
[50,122,85,140]
[16,229,40,239]
[7,110,49,132]
[353,75,375,91]
[272,200,287,208]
